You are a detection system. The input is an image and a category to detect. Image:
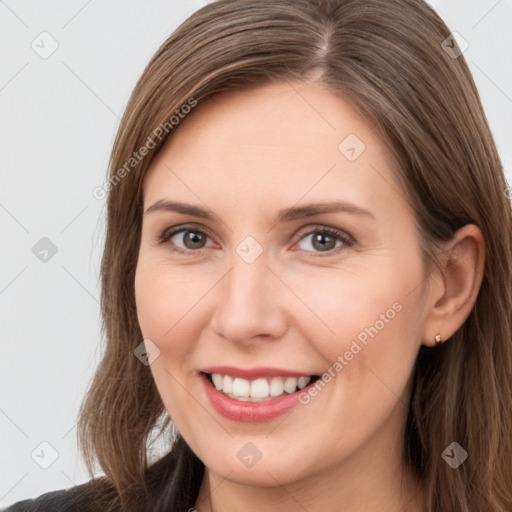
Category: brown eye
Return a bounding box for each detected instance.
[295,226,353,255]
[181,230,207,249]
[311,232,337,251]
[159,227,213,253]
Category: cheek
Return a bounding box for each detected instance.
[135,260,202,342]
[290,257,424,387]
[134,262,205,426]
[287,270,405,356]
[135,264,172,340]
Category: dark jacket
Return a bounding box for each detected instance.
[2,440,204,512]
[1,479,100,512]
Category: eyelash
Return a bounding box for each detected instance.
[157,224,354,257]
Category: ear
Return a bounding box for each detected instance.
[421,224,485,347]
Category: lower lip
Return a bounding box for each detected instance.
[200,373,311,423]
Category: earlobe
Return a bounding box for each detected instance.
[422,224,485,348]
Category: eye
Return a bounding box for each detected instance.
[294,225,354,255]
[157,224,354,256]
[158,225,214,254]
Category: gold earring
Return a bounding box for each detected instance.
[435,334,443,345]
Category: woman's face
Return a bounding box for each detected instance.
[135,82,431,487]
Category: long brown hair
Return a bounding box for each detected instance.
[77,0,512,510]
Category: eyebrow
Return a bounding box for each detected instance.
[144,200,375,222]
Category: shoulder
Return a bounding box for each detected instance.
[2,446,200,512]
[1,479,107,512]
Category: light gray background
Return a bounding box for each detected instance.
[1,0,511,506]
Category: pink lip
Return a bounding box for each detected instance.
[201,365,315,379]
[199,371,317,423]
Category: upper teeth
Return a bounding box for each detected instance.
[210,374,312,401]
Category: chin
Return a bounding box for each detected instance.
[195,439,320,488]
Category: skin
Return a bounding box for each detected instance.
[134,81,485,512]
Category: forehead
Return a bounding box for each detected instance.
[142,82,407,224]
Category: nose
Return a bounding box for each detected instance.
[210,252,288,346]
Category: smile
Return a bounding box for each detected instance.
[206,373,316,401]
[199,367,321,423]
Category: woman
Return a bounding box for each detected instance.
[5,0,511,510]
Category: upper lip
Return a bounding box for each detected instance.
[200,366,318,380]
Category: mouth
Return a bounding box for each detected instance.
[201,371,321,402]
[198,366,322,422]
